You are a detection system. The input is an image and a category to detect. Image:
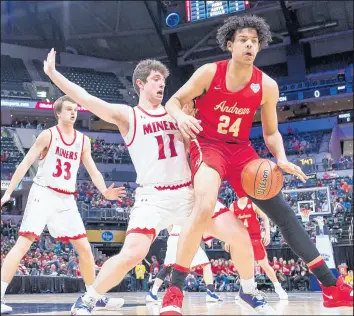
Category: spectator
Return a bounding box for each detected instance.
[135,261,146,292]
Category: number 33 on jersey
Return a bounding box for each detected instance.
[34,126,84,194]
[124,106,191,186]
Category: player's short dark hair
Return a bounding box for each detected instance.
[216,15,272,51]
[132,59,170,95]
[53,95,76,121]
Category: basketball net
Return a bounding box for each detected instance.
[299,208,311,223]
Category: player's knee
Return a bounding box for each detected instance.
[74,240,94,260]
[15,236,34,254]
[121,245,148,268]
[192,198,215,224]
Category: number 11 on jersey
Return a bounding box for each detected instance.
[155,134,178,160]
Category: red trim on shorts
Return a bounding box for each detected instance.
[39,129,52,160]
[212,207,229,219]
[126,108,137,147]
[170,233,180,237]
[154,181,192,191]
[308,258,325,270]
[126,227,156,241]
[56,233,87,242]
[18,231,40,240]
[191,262,210,269]
[137,106,168,117]
[47,186,78,196]
[56,126,77,146]
[174,264,189,273]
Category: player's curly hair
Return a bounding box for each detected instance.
[216,15,272,51]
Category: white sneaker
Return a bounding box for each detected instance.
[1,300,13,314]
[146,291,160,304]
[94,296,124,311]
[275,287,288,300]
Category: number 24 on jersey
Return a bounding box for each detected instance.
[217,115,242,137]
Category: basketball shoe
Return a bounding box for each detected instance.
[206,289,222,302]
[146,290,160,304]
[71,295,124,315]
[237,286,276,315]
[160,286,184,315]
[1,299,13,314]
[321,277,353,308]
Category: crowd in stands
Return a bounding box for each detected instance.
[252,129,328,158]
[90,137,131,164]
[11,120,48,130]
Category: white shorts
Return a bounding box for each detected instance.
[19,183,86,241]
[126,184,194,240]
[164,234,210,268]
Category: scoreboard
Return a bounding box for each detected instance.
[185,1,250,23]
[278,84,352,103]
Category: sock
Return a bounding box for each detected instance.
[207,284,215,293]
[241,277,255,294]
[83,284,101,304]
[151,284,160,296]
[273,282,282,289]
[308,259,337,287]
[1,281,9,300]
[171,264,189,292]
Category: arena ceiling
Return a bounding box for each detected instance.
[1,1,353,65]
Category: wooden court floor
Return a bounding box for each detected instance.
[3,291,353,315]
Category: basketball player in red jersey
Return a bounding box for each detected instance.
[0,96,126,314]
[227,197,288,300]
[161,15,353,314]
[43,50,273,315]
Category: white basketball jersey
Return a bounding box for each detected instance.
[123,106,191,186]
[170,225,182,235]
[34,126,84,193]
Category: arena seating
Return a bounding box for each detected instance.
[251,130,331,158]
[1,128,25,180]
[307,51,353,74]
[90,137,132,164]
[1,55,31,98]
[32,59,126,102]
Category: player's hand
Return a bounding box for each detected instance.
[277,159,308,183]
[176,113,203,139]
[44,48,56,76]
[1,192,11,210]
[102,184,126,201]
[262,233,270,246]
[224,243,230,253]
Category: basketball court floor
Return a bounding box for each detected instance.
[3,291,353,315]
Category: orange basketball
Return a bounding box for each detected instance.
[241,159,284,200]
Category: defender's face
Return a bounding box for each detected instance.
[58,101,78,124]
[139,70,165,104]
[228,28,260,65]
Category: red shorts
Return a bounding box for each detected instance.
[251,238,267,261]
[190,138,259,197]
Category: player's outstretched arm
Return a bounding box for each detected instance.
[261,75,307,183]
[165,64,216,139]
[1,130,50,207]
[81,135,126,201]
[44,48,129,134]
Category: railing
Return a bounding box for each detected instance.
[79,206,130,222]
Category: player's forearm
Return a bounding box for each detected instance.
[165,97,185,121]
[5,161,31,196]
[47,70,91,109]
[89,171,108,196]
[263,131,287,162]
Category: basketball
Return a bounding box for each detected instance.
[241,159,284,200]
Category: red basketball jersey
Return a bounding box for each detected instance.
[233,198,261,237]
[195,60,263,144]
